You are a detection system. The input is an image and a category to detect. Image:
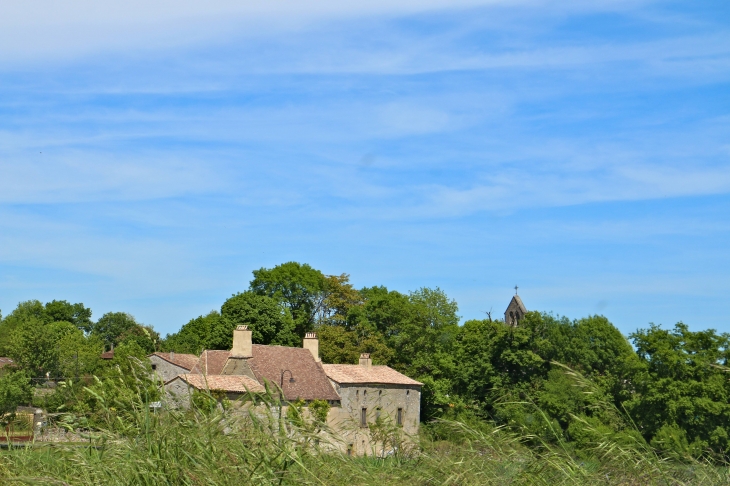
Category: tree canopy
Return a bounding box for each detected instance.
[2,262,728,461]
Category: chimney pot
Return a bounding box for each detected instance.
[303,333,320,362]
[231,325,253,358]
[359,353,372,369]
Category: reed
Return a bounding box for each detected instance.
[0,359,728,485]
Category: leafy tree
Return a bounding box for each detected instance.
[118,324,159,354]
[627,323,730,458]
[91,312,141,349]
[0,301,48,356]
[317,325,393,366]
[57,331,104,378]
[392,288,460,378]
[250,262,326,336]
[44,300,93,334]
[162,311,221,355]
[220,292,297,346]
[0,370,32,419]
[347,286,412,334]
[4,316,61,378]
[317,274,363,326]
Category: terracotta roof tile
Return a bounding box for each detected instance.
[249,345,340,401]
[100,350,114,360]
[0,357,14,368]
[322,364,423,386]
[190,346,340,401]
[191,350,231,375]
[151,352,199,371]
[173,374,265,393]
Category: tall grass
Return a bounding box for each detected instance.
[0,359,728,485]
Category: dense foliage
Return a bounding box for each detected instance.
[2,260,730,463]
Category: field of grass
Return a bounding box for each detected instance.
[0,403,728,486]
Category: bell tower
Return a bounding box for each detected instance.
[504,286,527,327]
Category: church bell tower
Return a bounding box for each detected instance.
[504,286,527,327]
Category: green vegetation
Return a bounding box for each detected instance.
[2,260,730,482]
[0,373,728,485]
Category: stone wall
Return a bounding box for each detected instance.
[150,355,190,383]
[328,383,421,456]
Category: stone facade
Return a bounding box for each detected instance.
[328,383,421,456]
[504,294,527,327]
[149,352,198,383]
[159,328,422,456]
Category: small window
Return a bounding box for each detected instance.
[151,364,157,371]
[375,407,381,420]
[397,408,403,426]
[364,390,367,397]
[360,408,367,427]
[378,390,382,396]
[347,444,354,456]
[406,390,410,396]
[356,390,359,398]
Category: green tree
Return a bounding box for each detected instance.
[162,311,221,355]
[317,325,393,365]
[0,370,32,419]
[57,331,105,378]
[44,300,93,334]
[220,292,297,346]
[627,323,730,458]
[5,316,61,378]
[91,312,141,349]
[250,262,326,337]
[0,301,48,356]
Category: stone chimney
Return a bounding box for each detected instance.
[303,332,320,362]
[359,353,372,370]
[231,325,253,358]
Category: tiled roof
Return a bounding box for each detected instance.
[173,374,265,393]
[101,350,114,360]
[322,364,423,386]
[151,352,199,371]
[190,350,231,375]
[191,346,340,401]
[248,345,340,401]
[0,357,14,368]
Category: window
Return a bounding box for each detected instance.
[406,390,410,396]
[151,364,157,371]
[378,390,382,396]
[375,407,381,420]
[361,408,367,427]
[347,444,354,456]
[397,408,403,426]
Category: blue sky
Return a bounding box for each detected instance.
[0,0,729,337]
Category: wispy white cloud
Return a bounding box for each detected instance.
[1,0,729,334]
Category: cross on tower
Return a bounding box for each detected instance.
[514,285,519,295]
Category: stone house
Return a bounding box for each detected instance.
[161,326,421,455]
[148,352,199,383]
[323,354,422,456]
